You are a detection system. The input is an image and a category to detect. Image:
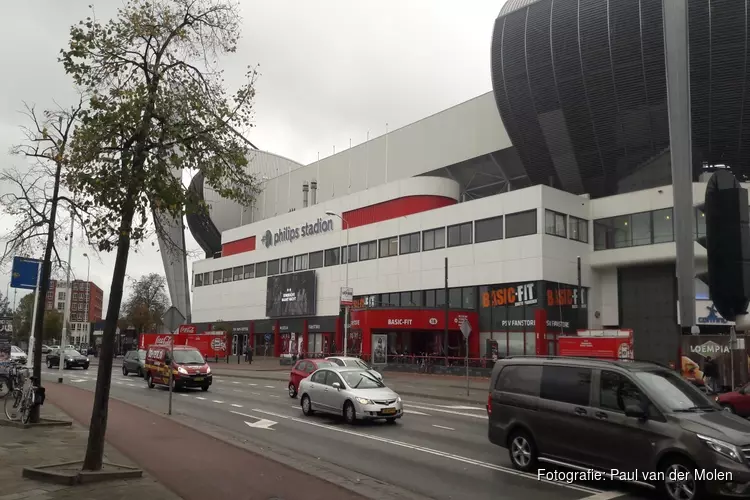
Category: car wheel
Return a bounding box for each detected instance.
[288,383,297,398]
[122,366,128,376]
[344,401,356,425]
[146,373,154,389]
[385,418,398,424]
[83,364,89,370]
[201,385,209,392]
[507,430,538,472]
[722,403,735,414]
[301,395,314,416]
[46,359,52,369]
[660,456,704,500]
[64,362,70,370]
[137,367,142,377]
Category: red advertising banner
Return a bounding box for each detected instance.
[139,332,228,359]
[558,330,633,360]
[178,324,197,335]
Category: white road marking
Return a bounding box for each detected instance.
[231,404,243,408]
[71,379,87,383]
[432,424,455,431]
[248,383,257,386]
[195,397,206,400]
[232,381,240,384]
[231,411,277,430]
[269,395,280,398]
[442,405,485,411]
[250,409,605,495]
[179,393,189,397]
[581,492,629,500]
[404,403,487,420]
[127,384,136,387]
[251,392,261,396]
[405,409,431,416]
[232,389,242,393]
[264,385,275,389]
[212,400,224,404]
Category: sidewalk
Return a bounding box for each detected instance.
[0,402,179,500]
[45,383,367,500]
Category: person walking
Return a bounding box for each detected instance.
[246,343,253,364]
[703,356,719,393]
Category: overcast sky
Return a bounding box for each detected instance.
[0,0,504,316]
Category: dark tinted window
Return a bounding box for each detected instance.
[599,370,644,412]
[423,227,445,251]
[233,266,244,280]
[400,232,420,254]
[194,273,203,287]
[359,241,377,261]
[545,210,567,237]
[255,261,267,277]
[243,264,255,279]
[311,370,327,384]
[342,244,358,263]
[325,371,343,387]
[475,216,503,243]
[495,365,542,395]
[569,216,588,243]
[540,366,592,406]
[505,209,537,238]
[267,259,280,275]
[222,269,232,282]
[324,247,340,266]
[379,237,398,258]
[309,251,324,269]
[447,222,472,247]
[213,270,222,284]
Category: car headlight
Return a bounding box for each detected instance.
[356,397,373,405]
[396,396,402,403]
[177,367,188,375]
[698,434,744,463]
[206,366,211,374]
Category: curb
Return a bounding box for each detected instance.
[0,418,72,429]
[22,460,142,485]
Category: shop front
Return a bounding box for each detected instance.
[254,319,275,357]
[306,316,337,357]
[348,308,480,361]
[225,320,250,356]
[278,318,305,358]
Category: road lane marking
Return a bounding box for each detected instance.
[232,389,242,393]
[231,404,243,408]
[405,409,431,416]
[432,425,455,431]
[404,403,487,420]
[232,381,240,384]
[269,395,280,398]
[264,385,275,389]
[230,411,277,430]
[71,379,87,383]
[179,394,188,397]
[580,492,629,500]
[127,384,136,387]
[250,408,604,495]
[248,383,257,386]
[195,397,206,400]
[212,400,224,404]
[251,392,261,396]
[442,405,485,411]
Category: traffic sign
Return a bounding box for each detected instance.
[162,306,185,333]
[460,319,472,339]
[10,257,42,290]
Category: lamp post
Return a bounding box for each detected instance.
[326,211,349,356]
[83,253,90,346]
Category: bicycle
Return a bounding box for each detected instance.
[4,363,44,424]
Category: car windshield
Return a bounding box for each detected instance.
[137,350,147,361]
[315,361,335,368]
[345,359,370,370]
[65,349,82,356]
[11,346,22,353]
[635,369,716,411]
[173,350,205,365]
[341,369,385,389]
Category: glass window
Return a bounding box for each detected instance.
[696,207,706,239]
[400,233,420,254]
[267,259,280,275]
[359,241,377,261]
[475,216,503,243]
[294,254,308,271]
[508,332,525,355]
[255,262,267,277]
[379,237,398,258]
[311,370,327,384]
[652,208,674,244]
[435,289,446,308]
[449,288,462,308]
[195,273,203,287]
[202,272,210,285]
[448,222,472,247]
[309,251,324,269]
[505,210,537,238]
[281,257,294,273]
[545,210,567,237]
[540,366,592,406]
[400,291,412,306]
[212,271,222,284]
[495,365,542,396]
[599,371,646,412]
[631,212,651,246]
[423,227,445,251]
[569,216,589,243]
[233,266,244,281]
[462,287,476,309]
[324,247,340,266]
[425,290,436,307]
[342,244,358,264]
[388,293,400,307]
[243,264,255,279]
[411,291,423,307]
[222,269,232,283]
[613,215,632,248]
[594,219,612,250]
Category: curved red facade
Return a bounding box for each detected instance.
[342,195,456,229]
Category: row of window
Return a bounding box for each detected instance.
[352,286,477,310]
[46,291,90,301]
[544,210,589,243]
[593,207,706,251]
[497,364,655,416]
[195,210,545,287]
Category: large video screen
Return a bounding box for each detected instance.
[266,270,316,317]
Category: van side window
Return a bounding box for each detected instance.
[495,365,542,396]
[540,366,592,406]
[599,371,645,412]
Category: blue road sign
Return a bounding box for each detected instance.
[264,333,272,342]
[10,257,42,290]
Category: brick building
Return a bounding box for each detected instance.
[45,279,104,344]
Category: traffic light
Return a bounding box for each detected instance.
[696,170,750,321]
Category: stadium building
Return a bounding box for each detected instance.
[159,0,750,367]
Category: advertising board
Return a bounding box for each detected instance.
[266,270,316,317]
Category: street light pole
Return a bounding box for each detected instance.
[83,253,90,346]
[326,211,349,356]
[59,216,75,384]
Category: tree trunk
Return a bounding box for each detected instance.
[29,160,64,423]
[82,201,135,471]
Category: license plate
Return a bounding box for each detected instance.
[381,408,396,415]
[194,377,204,382]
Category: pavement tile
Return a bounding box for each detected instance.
[0,403,181,500]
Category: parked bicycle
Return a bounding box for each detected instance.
[0,361,12,399]
[4,361,45,424]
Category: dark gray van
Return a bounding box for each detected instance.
[487,356,750,500]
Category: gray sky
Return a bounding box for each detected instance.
[0,0,503,315]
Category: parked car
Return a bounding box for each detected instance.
[144,345,211,391]
[326,356,383,380]
[41,345,51,354]
[46,348,89,369]
[299,366,402,424]
[10,346,26,365]
[488,356,750,500]
[715,383,750,415]
[122,349,146,377]
[288,358,335,398]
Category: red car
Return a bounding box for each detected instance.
[715,383,750,415]
[288,358,335,398]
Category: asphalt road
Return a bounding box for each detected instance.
[39,366,649,500]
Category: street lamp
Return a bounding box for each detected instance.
[83,253,90,346]
[325,210,349,356]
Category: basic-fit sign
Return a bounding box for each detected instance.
[481,282,537,307]
[266,270,316,317]
[260,218,334,248]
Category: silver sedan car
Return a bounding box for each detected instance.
[299,367,403,425]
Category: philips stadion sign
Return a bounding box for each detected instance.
[260,217,334,248]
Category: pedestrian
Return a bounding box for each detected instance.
[703,356,719,393]
[247,346,253,365]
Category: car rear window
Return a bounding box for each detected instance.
[494,365,541,396]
